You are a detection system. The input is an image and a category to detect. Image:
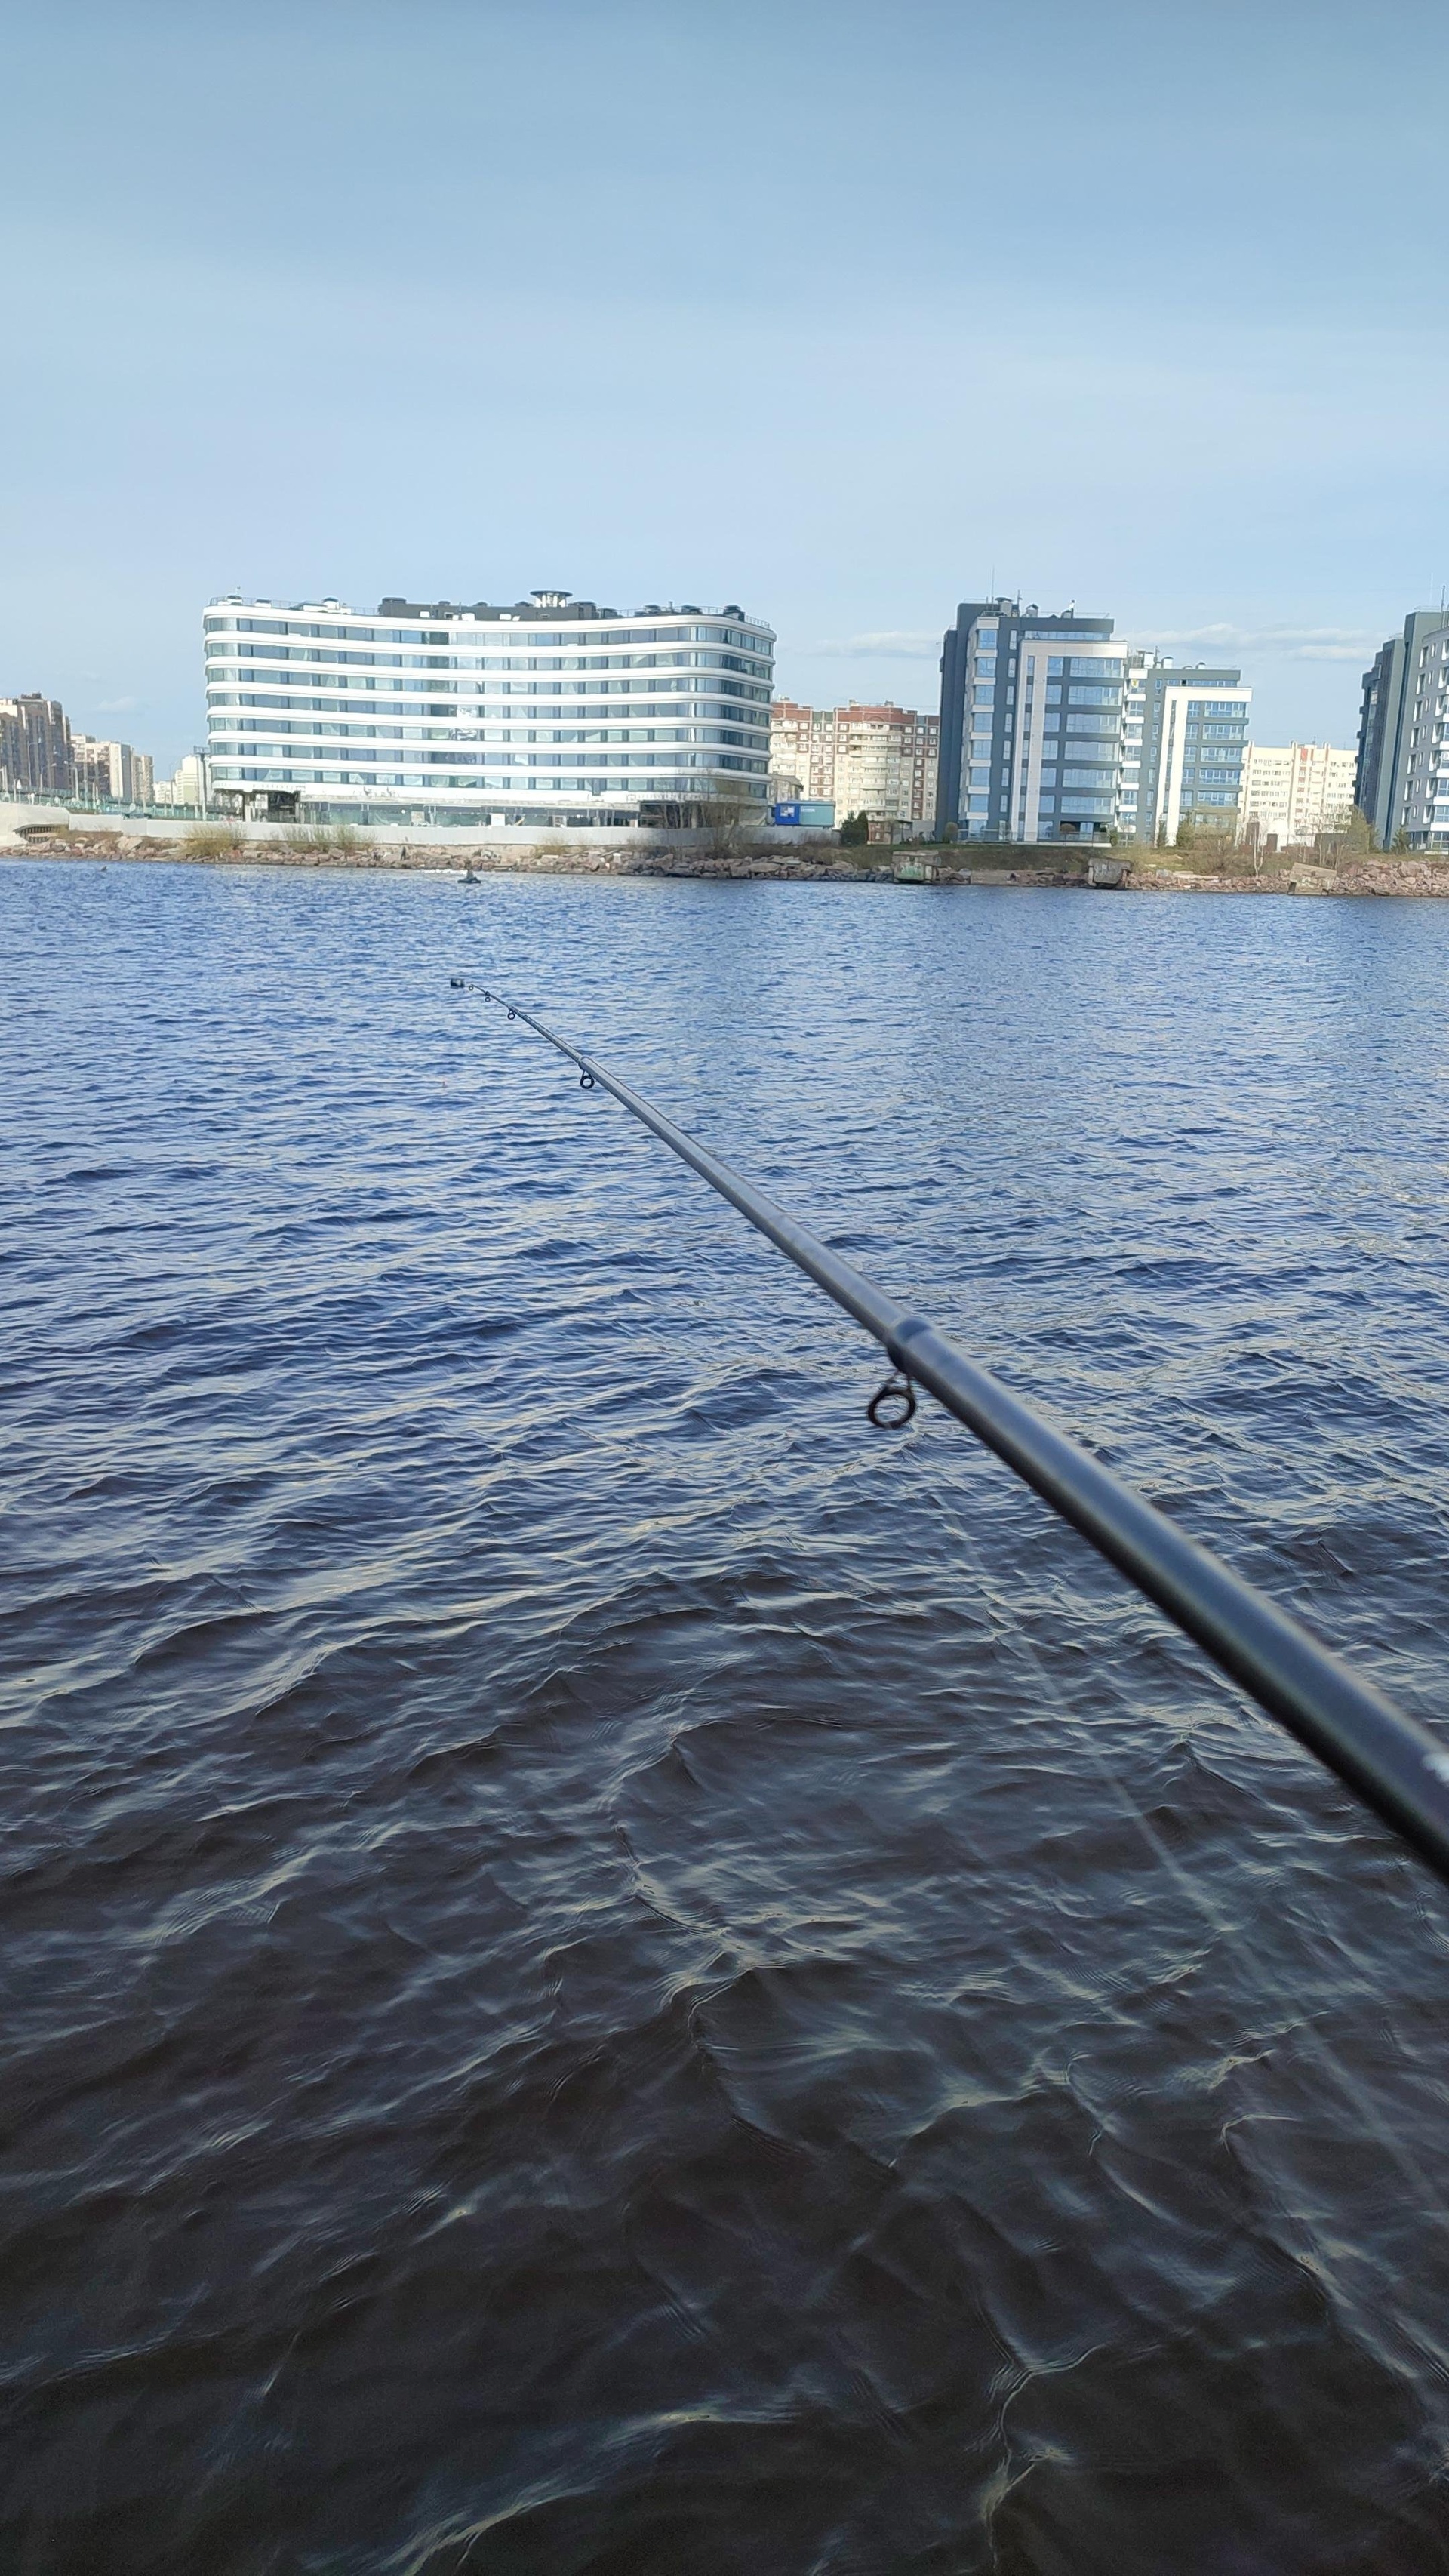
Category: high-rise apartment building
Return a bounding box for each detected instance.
[72,736,155,805]
[935,599,1251,842]
[1129,663,1251,844]
[768,700,938,826]
[72,736,110,799]
[205,589,774,825]
[937,601,1125,841]
[0,694,73,798]
[1238,742,1356,848]
[768,701,833,803]
[1357,611,1449,849]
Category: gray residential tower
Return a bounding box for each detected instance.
[935,599,1249,843]
[1357,611,1449,849]
[936,599,1121,842]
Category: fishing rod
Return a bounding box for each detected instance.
[451,977,1449,1894]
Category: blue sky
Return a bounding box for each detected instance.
[3,0,1445,771]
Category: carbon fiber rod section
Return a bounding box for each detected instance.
[454,978,1449,1891]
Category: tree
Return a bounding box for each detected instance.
[839,811,871,847]
[692,790,755,863]
[1320,805,1376,860]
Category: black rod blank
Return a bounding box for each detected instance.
[452,978,1449,1893]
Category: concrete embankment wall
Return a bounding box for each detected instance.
[0,804,731,852]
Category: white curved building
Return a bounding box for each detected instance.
[205,587,774,826]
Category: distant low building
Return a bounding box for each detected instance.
[768,700,938,828]
[1238,742,1356,848]
[154,752,210,809]
[770,797,836,830]
[0,694,72,798]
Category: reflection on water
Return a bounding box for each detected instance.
[4,861,1449,2573]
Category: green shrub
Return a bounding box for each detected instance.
[285,822,376,854]
[180,823,245,858]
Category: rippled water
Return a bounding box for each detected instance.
[6,860,1449,2574]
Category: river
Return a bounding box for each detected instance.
[5,859,1449,2573]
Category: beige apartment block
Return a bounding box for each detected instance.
[1238,741,1357,847]
[155,752,210,809]
[768,699,939,825]
[72,734,155,805]
[768,700,835,802]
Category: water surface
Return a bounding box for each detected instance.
[5,861,1449,2574]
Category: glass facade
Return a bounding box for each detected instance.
[937,607,1254,847]
[936,602,1124,843]
[204,594,774,823]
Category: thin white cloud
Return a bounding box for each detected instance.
[1134,623,1377,663]
[811,629,940,658]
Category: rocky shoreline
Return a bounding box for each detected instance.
[5,830,1448,899]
